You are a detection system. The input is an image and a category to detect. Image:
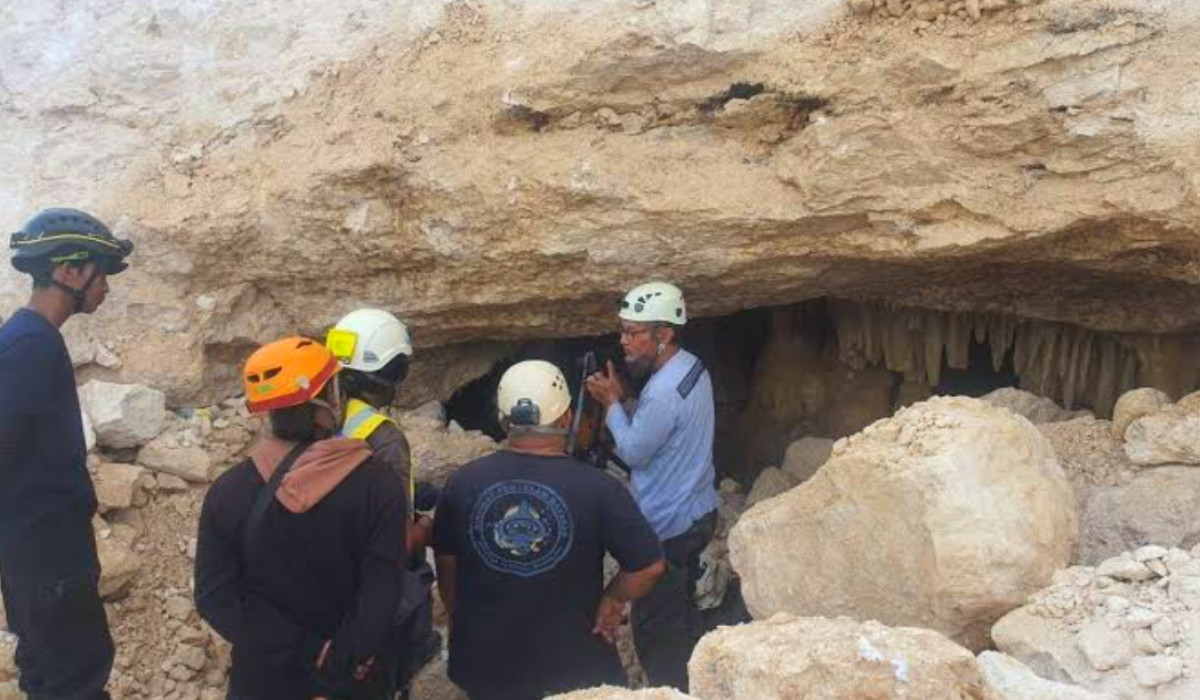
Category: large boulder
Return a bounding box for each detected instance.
[779,436,833,483]
[689,614,988,700]
[993,547,1200,699]
[981,387,1086,425]
[729,396,1077,651]
[977,651,1116,700]
[1111,388,1172,440]
[547,688,695,700]
[78,381,167,449]
[1124,408,1200,466]
[1076,467,1200,564]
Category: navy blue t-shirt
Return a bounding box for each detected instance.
[433,452,662,698]
[0,308,99,575]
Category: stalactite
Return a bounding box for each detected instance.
[827,298,1200,416]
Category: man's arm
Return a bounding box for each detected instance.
[435,555,458,621]
[194,487,325,669]
[605,390,674,470]
[593,475,668,642]
[318,468,406,690]
[432,480,458,620]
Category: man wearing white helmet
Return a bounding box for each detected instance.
[326,309,436,698]
[585,281,719,692]
[433,360,665,700]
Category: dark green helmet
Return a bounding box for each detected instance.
[10,208,134,276]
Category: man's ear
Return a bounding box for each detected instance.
[54,261,95,285]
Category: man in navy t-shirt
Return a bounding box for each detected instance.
[0,208,133,699]
[434,361,665,700]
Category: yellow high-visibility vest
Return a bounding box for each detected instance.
[342,398,414,503]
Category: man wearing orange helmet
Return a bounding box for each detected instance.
[194,337,407,700]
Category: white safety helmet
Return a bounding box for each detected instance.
[496,360,571,428]
[618,281,687,325]
[325,308,413,373]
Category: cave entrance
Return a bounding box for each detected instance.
[442,297,1197,487]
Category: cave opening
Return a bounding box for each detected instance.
[442,297,1199,487]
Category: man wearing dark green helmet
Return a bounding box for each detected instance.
[0,207,134,699]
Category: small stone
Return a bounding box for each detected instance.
[1134,628,1164,655]
[1135,545,1169,562]
[1077,618,1133,671]
[174,644,207,672]
[1105,596,1129,614]
[1151,618,1180,646]
[1096,555,1155,582]
[1125,607,1162,629]
[1147,559,1169,577]
[165,595,193,621]
[1131,655,1182,687]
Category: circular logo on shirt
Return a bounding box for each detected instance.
[469,479,574,578]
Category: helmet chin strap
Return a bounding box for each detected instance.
[52,267,100,313]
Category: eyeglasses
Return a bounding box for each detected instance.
[618,325,654,340]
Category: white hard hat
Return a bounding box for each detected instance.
[325,308,413,373]
[618,281,687,325]
[496,360,571,427]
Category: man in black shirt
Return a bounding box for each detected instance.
[434,360,665,700]
[195,337,406,700]
[0,208,133,699]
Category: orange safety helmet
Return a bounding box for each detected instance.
[243,337,340,414]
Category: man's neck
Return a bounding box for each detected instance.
[26,289,73,329]
[508,433,568,457]
[653,344,681,372]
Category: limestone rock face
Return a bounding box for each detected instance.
[993,547,1200,699]
[78,381,167,449]
[688,614,988,700]
[1076,467,1200,564]
[976,651,1116,700]
[729,396,1077,650]
[4,1,1200,404]
[1124,408,1200,466]
[1112,388,1173,440]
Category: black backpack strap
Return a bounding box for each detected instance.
[242,441,310,556]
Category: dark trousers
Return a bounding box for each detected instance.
[1,568,113,700]
[632,510,717,692]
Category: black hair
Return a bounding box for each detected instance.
[339,354,409,407]
[269,403,321,443]
[268,382,337,442]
